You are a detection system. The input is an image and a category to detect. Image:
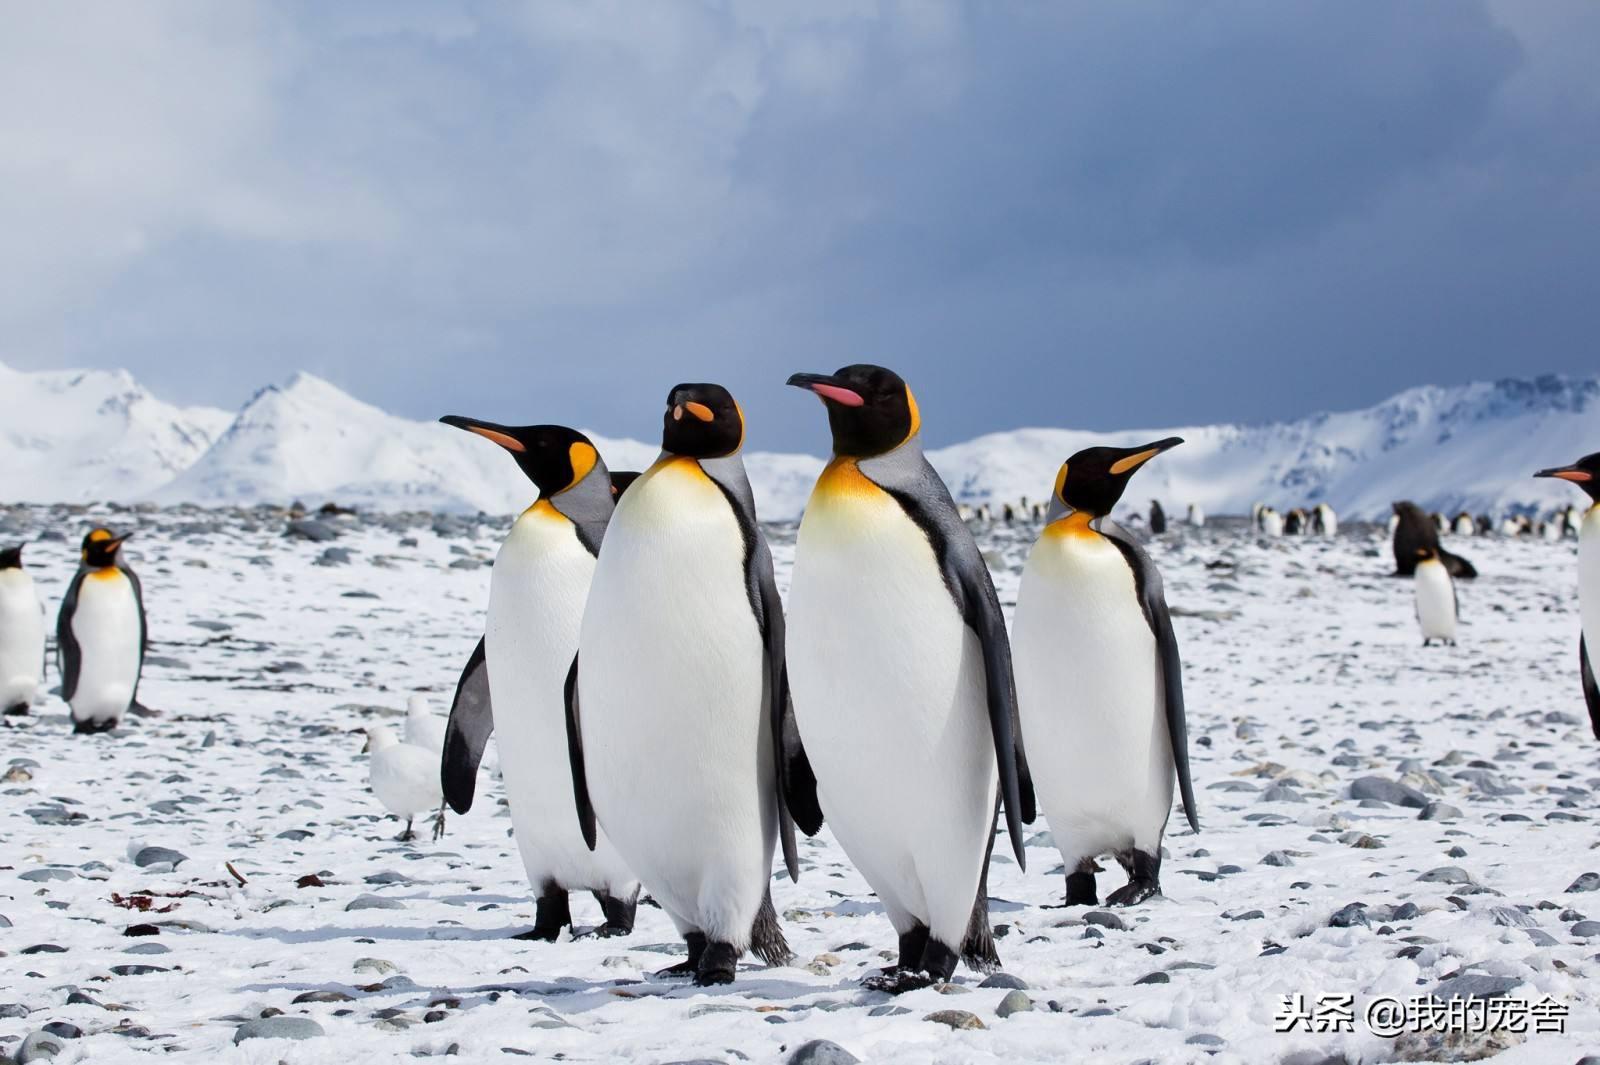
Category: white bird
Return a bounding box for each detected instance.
[0,545,45,717]
[1413,547,1458,647]
[404,694,446,756]
[364,725,445,841]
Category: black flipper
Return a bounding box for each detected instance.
[55,571,85,701]
[1582,633,1600,741]
[441,636,494,814]
[563,654,598,850]
[1101,520,1200,833]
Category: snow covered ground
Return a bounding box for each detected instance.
[2,504,1597,1064]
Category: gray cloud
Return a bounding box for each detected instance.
[2,0,1596,451]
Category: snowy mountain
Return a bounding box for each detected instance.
[1,360,1594,520]
[0,360,230,503]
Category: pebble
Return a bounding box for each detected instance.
[923,1009,984,1030]
[977,973,1028,989]
[132,846,189,869]
[234,1016,326,1043]
[995,990,1033,1018]
[346,894,405,912]
[1349,776,1428,808]
[1566,872,1600,893]
[788,1040,860,1065]
[1083,910,1126,931]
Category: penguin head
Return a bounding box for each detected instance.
[440,417,602,498]
[660,384,744,458]
[81,528,129,568]
[1052,438,1183,519]
[786,364,919,457]
[0,545,23,570]
[1535,452,1600,502]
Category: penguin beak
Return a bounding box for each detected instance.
[786,372,865,408]
[1109,437,1184,475]
[106,534,130,553]
[440,415,526,454]
[1534,464,1592,483]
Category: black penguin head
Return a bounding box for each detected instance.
[0,545,23,570]
[786,364,920,458]
[440,417,601,497]
[660,384,744,458]
[81,528,128,568]
[1052,438,1183,518]
[1535,452,1600,502]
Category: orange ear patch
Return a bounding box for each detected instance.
[566,442,598,490]
[88,528,113,542]
[904,386,921,441]
[1053,462,1069,502]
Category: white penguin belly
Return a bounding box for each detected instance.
[787,471,995,944]
[69,572,142,723]
[486,506,636,897]
[1580,506,1600,673]
[1012,528,1172,865]
[1414,560,1457,642]
[0,572,44,709]
[577,460,774,946]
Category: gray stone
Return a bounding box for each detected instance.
[1432,974,1521,1000]
[977,973,1028,990]
[923,1009,984,1030]
[233,1016,326,1043]
[345,894,405,912]
[132,847,188,869]
[286,519,339,542]
[17,1031,63,1063]
[995,990,1033,1018]
[1349,776,1428,808]
[1565,872,1600,893]
[1417,866,1475,885]
[1328,903,1370,928]
[1083,910,1126,931]
[18,869,73,883]
[789,1042,860,1065]
[1570,920,1600,938]
[1418,802,1464,821]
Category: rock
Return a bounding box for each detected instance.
[315,547,353,566]
[0,1004,29,1019]
[995,990,1033,1018]
[1260,850,1294,867]
[788,1042,860,1065]
[1392,1025,1525,1060]
[1417,866,1475,885]
[1134,972,1169,985]
[923,1009,984,1030]
[353,957,399,975]
[1432,974,1521,1000]
[345,895,404,912]
[292,990,352,1003]
[867,1004,911,1017]
[1349,776,1428,808]
[286,519,339,542]
[39,1025,79,1040]
[20,945,66,955]
[17,1031,64,1063]
[1083,910,1126,931]
[1565,872,1600,893]
[132,846,188,869]
[233,1016,326,1043]
[1419,802,1465,821]
[1570,920,1600,937]
[18,869,73,883]
[1328,903,1370,928]
[977,973,1028,990]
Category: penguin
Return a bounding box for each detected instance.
[1260,507,1284,538]
[1313,503,1338,538]
[1002,502,1016,524]
[0,546,45,717]
[1392,502,1476,579]
[565,384,806,986]
[1387,512,1400,536]
[438,418,641,941]
[1283,508,1306,536]
[1453,512,1476,537]
[57,529,147,734]
[1149,500,1167,535]
[1251,502,1265,529]
[1475,514,1492,536]
[976,503,992,524]
[784,365,1034,993]
[1432,512,1449,536]
[1413,546,1458,647]
[1187,503,1205,528]
[1013,439,1197,910]
[1498,515,1522,537]
[364,725,445,841]
[1567,505,1585,539]
[1534,454,1600,738]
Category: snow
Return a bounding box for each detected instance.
[1,504,1597,1063]
[2,360,1596,522]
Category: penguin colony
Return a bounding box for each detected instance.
[5,372,1594,996]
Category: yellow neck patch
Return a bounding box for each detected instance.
[814,457,880,501]
[1043,509,1097,540]
[521,498,566,522]
[87,566,125,582]
[1052,462,1069,505]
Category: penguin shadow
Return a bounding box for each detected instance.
[227,922,525,945]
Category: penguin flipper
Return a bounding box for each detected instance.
[441,636,494,815]
[1102,521,1199,833]
[563,654,598,851]
[55,572,85,701]
[123,563,149,704]
[1581,634,1600,741]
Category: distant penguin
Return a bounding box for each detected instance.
[1432,512,1449,536]
[1031,501,1046,522]
[1149,500,1167,535]
[1567,505,1585,539]
[1413,546,1458,647]
[1498,515,1521,537]
[57,529,147,734]
[1453,512,1476,537]
[1475,514,1493,535]
[1013,438,1198,909]
[0,546,45,717]
[1313,503,1338,537]
[438,417,641,940]
[1392,502,1476,579]
[1187,503,1205,528]
[1534,454,1600,738]
[364,725,445,841]
[1283,508,1305,536]
[1002,502,1016,524]
[785,365,1033,992]
[1260,508,1284,538]
[567,383,803,985]
[976,503,992,524]
[1251,502,1265,529]
[1542,519,1562,542]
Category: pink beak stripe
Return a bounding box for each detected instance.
[810,383,864,407]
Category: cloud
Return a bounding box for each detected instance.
[0,1,1595,449]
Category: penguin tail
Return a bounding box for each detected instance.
[961,812,1002,974]
[749,889,792,967]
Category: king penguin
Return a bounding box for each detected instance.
[58,529,147,734]
[1012,439,1199,907]
[1535,453,1600,738]
[565,384,807,986]
[783,364,1034,993]
[0,545,45,717]
[437,418,641,940]
[1413,545,1458,647]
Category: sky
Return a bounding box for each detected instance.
[2,1,1598,452]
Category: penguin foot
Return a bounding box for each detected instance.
[430,805,447,841]
[1064,870,1099,907]
[3,702,29,716]
[862,969,934,995]
[519,884,571,941]
[693,941,738,986]
[1106,878,1161,907]
[71,717,118,735]
[515,925,564,942]
[592,890,638,937]
[654,932,707,979]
